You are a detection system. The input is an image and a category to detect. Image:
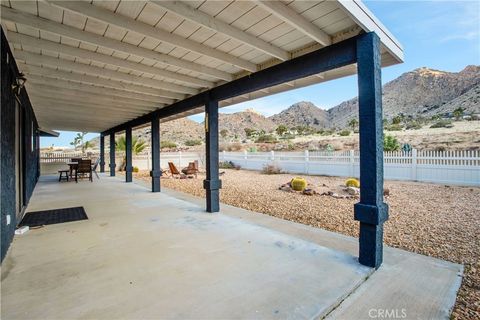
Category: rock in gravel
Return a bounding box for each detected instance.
[303,189,315,196]
[345,187,359,195]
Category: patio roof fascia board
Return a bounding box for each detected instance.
[337,0,404,62]
[102,33,360,136]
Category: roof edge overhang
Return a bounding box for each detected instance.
[337,0,404,63]
[39,127,60,137]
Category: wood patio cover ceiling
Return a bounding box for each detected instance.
[1,0,403,132]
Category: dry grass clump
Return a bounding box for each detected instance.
[261,164,283,174]
[134,169,479,319]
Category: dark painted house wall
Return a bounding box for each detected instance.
[1,28,40,262]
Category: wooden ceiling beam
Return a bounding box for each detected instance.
[7,31,213,88]
[15,49,197,96]
[150,1,290,61]
[1,6,233,80]
[48,0,257,72]
[20,63,179,102]
[25,74,171,104]
[254,1,332,47]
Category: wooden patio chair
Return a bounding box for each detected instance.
[168,162,183,178]
[76,159,93,183]
[182,161,199,178]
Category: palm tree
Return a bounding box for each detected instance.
[116,136,147,171]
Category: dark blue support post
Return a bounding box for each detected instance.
[203,99,221,212]
[125,126,132,182]
[150,115,161,192]
[109,132,116,176]
[354,32,389,269]
[99,134,105,173]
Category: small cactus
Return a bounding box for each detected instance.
[291,177,307,191]
[345,178,360,188]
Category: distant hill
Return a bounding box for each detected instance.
[328,65,480,128]
[88,65,479,148]
[217,109,277,138]
[269,101,329,129]
[268,65,479,130]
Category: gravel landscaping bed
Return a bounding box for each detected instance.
[134,169,479,319]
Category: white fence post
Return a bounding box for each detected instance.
[304,150,309,174]
[270,150,275,162]
[178,151,182,167]
[244,150,248,167]
[411,148,417,181]
[349,150,355,176]
[222,150,226,162]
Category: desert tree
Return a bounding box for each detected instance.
[348,118,359,131]
[275,124,288,136]
[453,107,465,121]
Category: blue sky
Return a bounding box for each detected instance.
[41,0,480,148]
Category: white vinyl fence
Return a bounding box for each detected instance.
[221,150,480,186]
[40,151,203,175]
[40,150,480,186]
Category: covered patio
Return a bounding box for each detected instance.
[2,174,462,319]
[0,0,464,318]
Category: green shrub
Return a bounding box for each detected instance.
[185,139,202,146]
[385,124,403,131]
[383,135,400,151]
[160,141,177,149]
[255,134,277,143]
[262,164,283,174]
[339,130,351,136]
[132,166,139,173]
[405,122,422,130]
[430,120,453,128]
[321,130,334,136]
[219,161,241,170]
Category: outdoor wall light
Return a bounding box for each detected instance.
[12,72,27,96]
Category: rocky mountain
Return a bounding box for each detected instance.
[217,109,276,138]
[88,117,204,149]
[269,101,329,129]
[328,65,480,128]
[88,65,479,148]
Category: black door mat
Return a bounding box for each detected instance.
[19,206,88,227]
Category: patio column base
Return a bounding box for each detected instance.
[150,170,161,192]
[203,179,222,213]
[354,202,388,268]
[125,167,133,183]
[109,163,116,176]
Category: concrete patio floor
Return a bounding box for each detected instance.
[1,174,463,319]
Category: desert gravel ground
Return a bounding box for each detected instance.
[135,169,479,319]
